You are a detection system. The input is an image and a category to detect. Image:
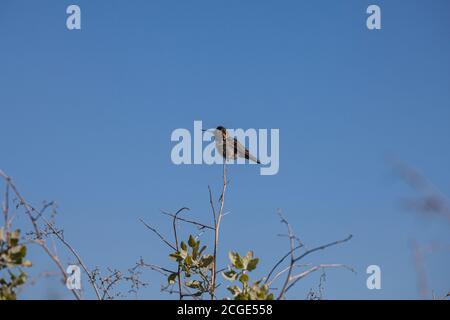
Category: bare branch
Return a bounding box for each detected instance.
[2,183,9,233]
[293,235,353,264]
[171,207,190,300]
[265,244,303,285]
[138,261,176,276]
[265,210,353,300]
[161,211,214,230]
[277,210,298,299]
[139,218,176,251]
[286,264,355,293]
[208,186,217,225]
[39,215,102,300]
[211,161,228,299]
[1,169,82,300]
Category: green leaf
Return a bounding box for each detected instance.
[239,273,249,284]
[200,255,214,268]
[169,252,182,262]
[246,258,259,271]
[180,241,187,251]
[235,292,250,300]
[168,273,177,284]
[222,269,238,281]
[241,251,256,270]
[227,285,241,296]
[245,250,254,260]
[10,245,26,264]
[228,252,244,269]
[180,249,188,259]
[188,235,197,248]
[10,229,20,240]
[8,230,20,247]
[185,255,194,266]
[185,280,201,289]
[17,272,27,286]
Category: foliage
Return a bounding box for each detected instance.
[167,234,273,300]
[0,168,354,300]
[222,250,273,300]
[0,228,32,300]
[168,235,214,298]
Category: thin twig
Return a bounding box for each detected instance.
[171,207,190,300]
[139,261,176,276]
[265,244,303,284]
[0,170,82,300]
[293,235,353,264]
[277,211,297,299]
[2,183,9,234]
[286,264,354,293]
[40,215,102,300]
[269,210,353,299]
[139,218,176,251]
[211,161,227,300]
[161,211,214,230]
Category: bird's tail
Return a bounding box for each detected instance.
[245,150,261,164]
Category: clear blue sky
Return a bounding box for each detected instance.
[1,0,449,299]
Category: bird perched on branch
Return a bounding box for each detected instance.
[206,126,261,164]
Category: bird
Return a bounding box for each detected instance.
[206,126,261,164]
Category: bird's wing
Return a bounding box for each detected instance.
[228,137,259,163]
[227,137,246,154]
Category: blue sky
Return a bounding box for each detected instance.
[1,0,449,299]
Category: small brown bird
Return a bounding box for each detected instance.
[209,126,260,164]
